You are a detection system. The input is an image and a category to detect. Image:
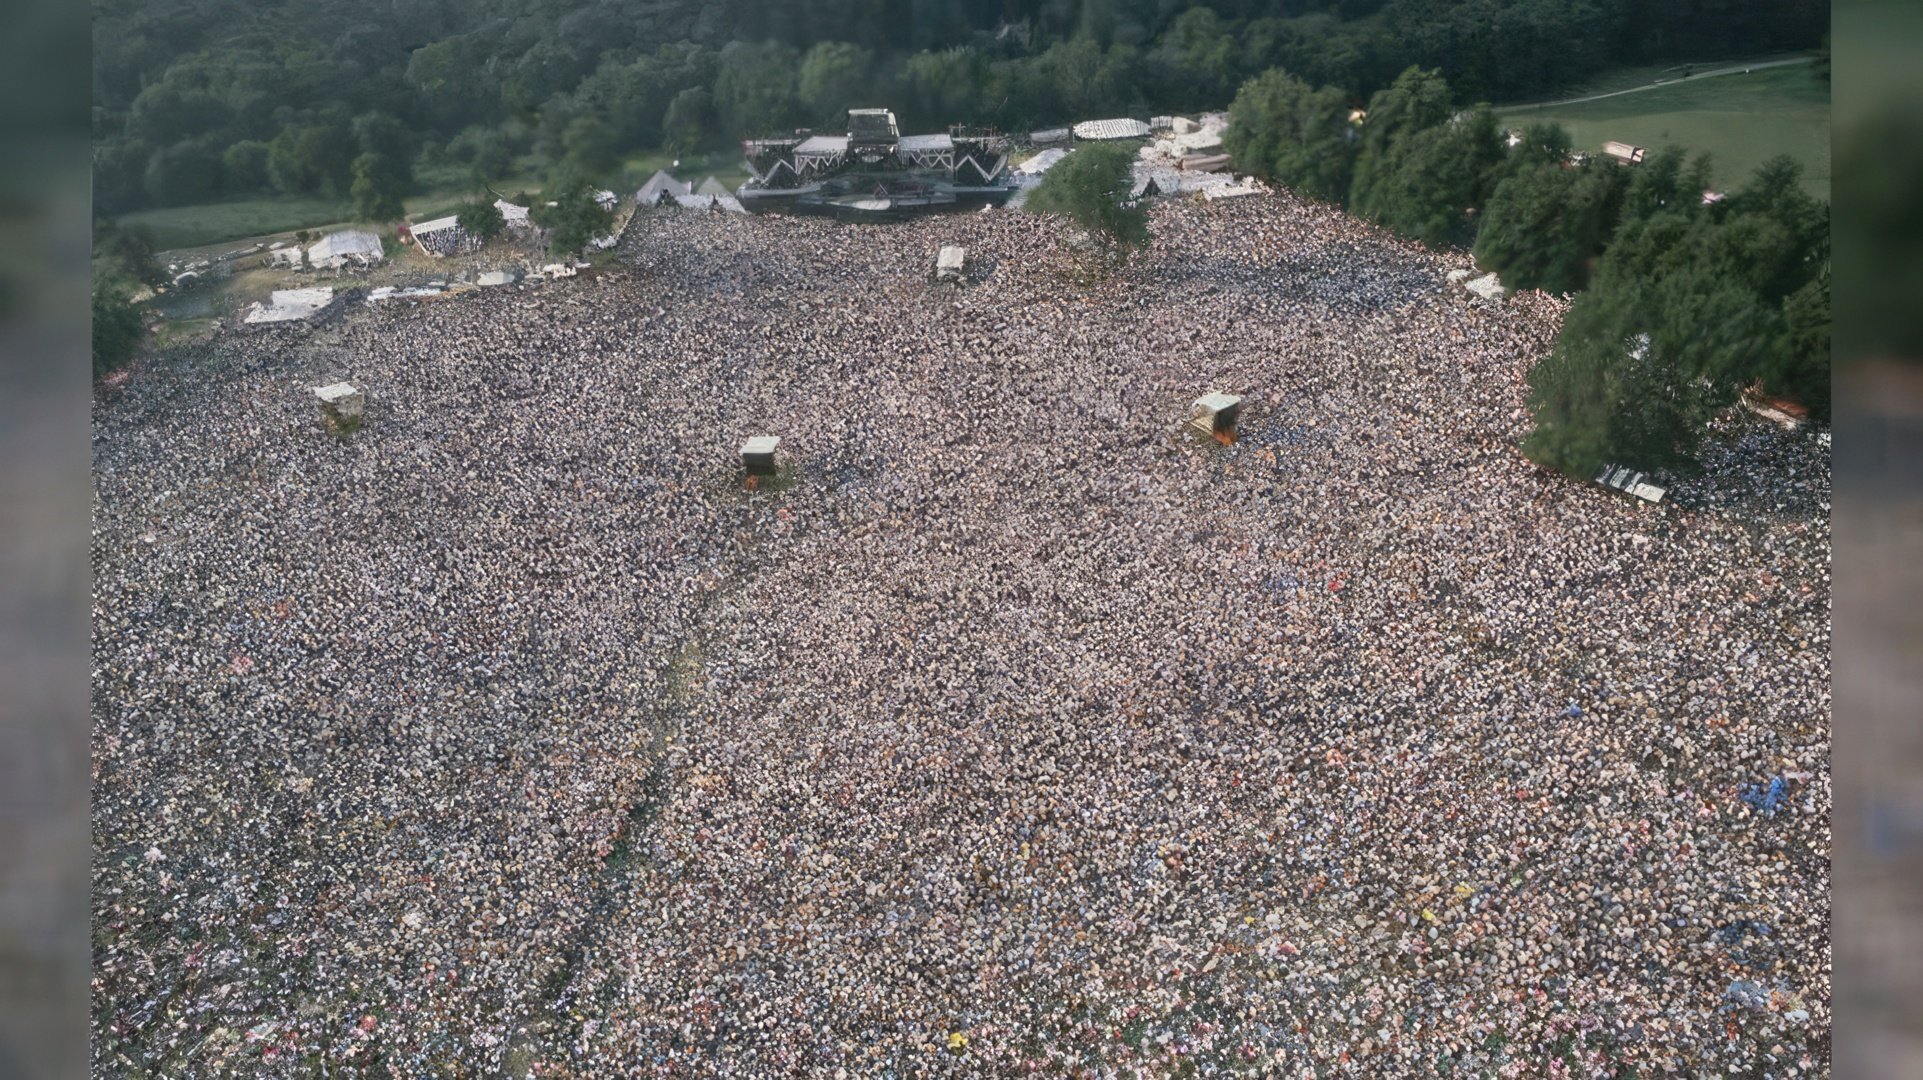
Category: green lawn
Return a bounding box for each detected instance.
[617,149,750,193]
[120,196,351,252]
[1499,63,1830,200]
[123,173,548,255]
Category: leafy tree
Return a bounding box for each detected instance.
[1717,155,1827,303]
[1475,153,1626,295]
[266,122,356,196]
[1523,151,1829,475]
[92,138,154,216]
[1024,142,1150,266]
[1348,67,1498,246]
[94,220,165,288]
[221,140,270,193]
[715,40,801,137]
[561,115,619,178]
[1352,104,1504,248]
[352,113,414,168]
[1223,68,1356,204]
[799,42,877,123]
[92,272,145,379]
[457,199,507,243]
[448,126,514,181]
[125,81,231,146]
[142,139,223,207]
[1615,145,1713,232]
[1154,6,1240,106]
[405,38,499,132]
[571,44,718,149]
[1763,264,1830,421]
[901,46,987,130]
[663,87,715,156]
[532,180,615,254]
[350,153,407,222]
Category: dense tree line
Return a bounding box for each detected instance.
[92,0,1824,215]
[1225,59,1829,472]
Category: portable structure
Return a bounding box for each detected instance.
[313,381,365,431]
[740,107,1015,220]
[308,229,385,270]
[741,436,781,476]
[1190,393,1242,442]
[935,245,966,282]
[637,171,692,206]
[1073,118,1152,140]
[1594,463,1666,503]
[406,215,479,257]
[243,287,336,324]
[1602,141,1647,164]
[493,199,532,231]
[1015,148,1069,176]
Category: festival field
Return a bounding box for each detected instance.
[91,195,1830,1076]
[1500,62,1831,199]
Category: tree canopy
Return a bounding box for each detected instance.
[1023,142,1151,264]
[90,0,1826,216]
[1222,69,1355,204]
[1521,155,1831,473]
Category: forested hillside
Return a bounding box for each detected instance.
[91,0,1825,215]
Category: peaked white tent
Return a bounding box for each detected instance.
[636,170,692,207]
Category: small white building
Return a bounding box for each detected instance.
[935,245,966,283]
[313,381,365,430]
[741,436,780,476]
[1190,393,1243,441]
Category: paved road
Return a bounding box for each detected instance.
[1506,56,1814,112]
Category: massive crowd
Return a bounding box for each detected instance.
[92,192,1830,1077]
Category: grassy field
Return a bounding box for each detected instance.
[120,196,351,252]
[616,149,751,192]
[119,149,749,255]
[124,171,549,254]
[1499,62,1830,200]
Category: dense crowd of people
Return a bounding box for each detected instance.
[92,192,1830,1077]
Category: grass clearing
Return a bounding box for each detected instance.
[1499,63,1829,200]
[122,196,349,252]
[127,174,548,256]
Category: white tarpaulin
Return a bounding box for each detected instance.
[1015,149,1069,176]
[244,287,335,324]
[308,230,384,269]
[1073,118,1151,140]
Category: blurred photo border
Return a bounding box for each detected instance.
[0,0,93,1077]
[1831,0,1923,1075]
[0,0,1917,1076]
